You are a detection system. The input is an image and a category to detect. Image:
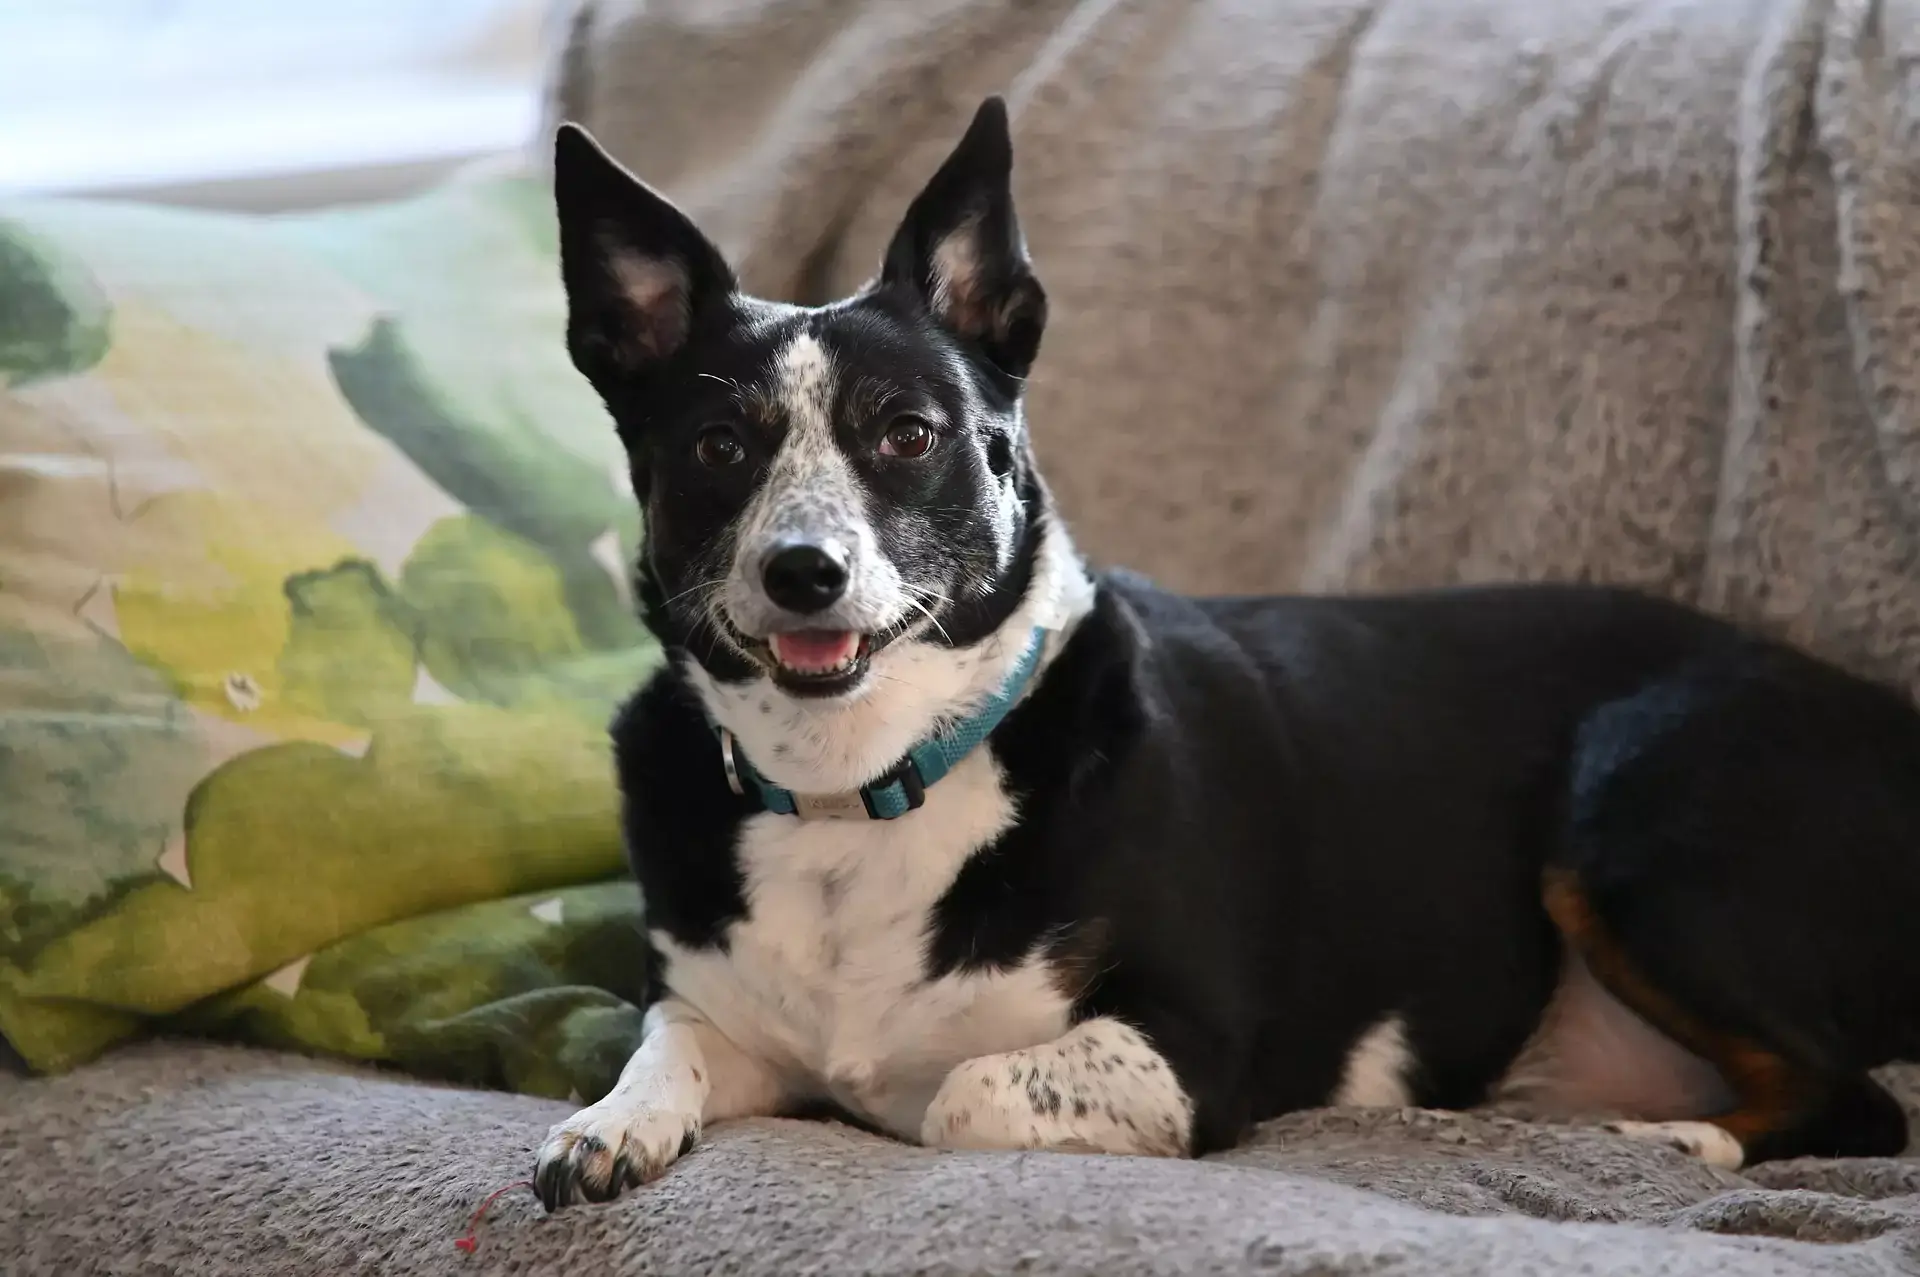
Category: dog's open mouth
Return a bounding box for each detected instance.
[762,630,874,697]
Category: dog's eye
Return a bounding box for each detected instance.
[695,424,747,468]
[878,416,935,459]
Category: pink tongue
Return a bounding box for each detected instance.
[771,630,860,672]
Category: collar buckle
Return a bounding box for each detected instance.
[859,754,926,819]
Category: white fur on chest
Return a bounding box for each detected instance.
[653,750,1072,1140]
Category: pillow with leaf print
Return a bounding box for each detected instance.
[0,170,658,1102]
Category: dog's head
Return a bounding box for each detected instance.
[552,99,1049,705]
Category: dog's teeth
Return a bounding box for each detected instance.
[770,631,862,676]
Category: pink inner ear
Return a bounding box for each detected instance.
[929,220,991,336]
[608,247,692,361]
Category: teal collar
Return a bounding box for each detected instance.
[719,628,1046,820]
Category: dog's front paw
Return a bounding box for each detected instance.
[921,1025,1192,1158]
[920,1056,1121,1154]
[534,1100,702,1211]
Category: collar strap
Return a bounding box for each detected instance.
[720,627,1046,820]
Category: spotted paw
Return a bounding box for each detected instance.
[1602,1120,1744,1170]
[920,1022,1192,1158]
[534,1101,702,1211]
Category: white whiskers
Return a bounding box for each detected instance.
[903,587,954,646]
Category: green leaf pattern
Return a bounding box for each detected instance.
[0,177,657,1091]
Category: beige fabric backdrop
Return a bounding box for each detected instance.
[542,0,1920,699]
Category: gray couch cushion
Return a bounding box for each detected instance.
[8,1041,1920,1275]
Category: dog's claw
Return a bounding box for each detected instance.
[533,1149,574,1214]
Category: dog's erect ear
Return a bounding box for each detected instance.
[880,98,1047,379]
[552,123,736,383]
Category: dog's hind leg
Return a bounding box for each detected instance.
[1544,869,1907,1166]
[1545,656,1920,1167]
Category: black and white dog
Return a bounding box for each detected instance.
[535,99,1920,1210]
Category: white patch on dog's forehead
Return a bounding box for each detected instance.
[772,331,837,444]
[759,331,849,504]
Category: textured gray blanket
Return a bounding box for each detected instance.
[8,0,1920,1273]
[8,1042,1920,1274]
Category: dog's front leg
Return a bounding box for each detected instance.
[921,1017,1196,1157]
[535,998,786,1209]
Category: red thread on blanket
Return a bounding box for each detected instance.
[455,1179,534,1254]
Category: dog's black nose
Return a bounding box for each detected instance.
[762,542,849,614]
